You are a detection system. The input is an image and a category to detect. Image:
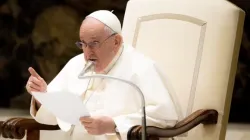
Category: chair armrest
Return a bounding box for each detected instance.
[127,109,218,140]
[1,118,59,139]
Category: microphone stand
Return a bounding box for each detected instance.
[78,74,147,140]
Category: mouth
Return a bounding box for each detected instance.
[88,58,97,62]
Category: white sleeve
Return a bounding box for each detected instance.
[113,62,178,140]
[29,60,72,125]
[30,97,58,125]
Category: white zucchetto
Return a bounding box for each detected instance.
[86,10,122,34]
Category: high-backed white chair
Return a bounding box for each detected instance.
[0,0,245,140]
[123,0,245,140]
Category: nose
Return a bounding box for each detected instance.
[83,47,96,59]
[83,45,93,53]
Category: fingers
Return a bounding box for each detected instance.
[26,82,37,93]
[26,67,47,93]
[27,76,43,91]
[80,116,93,123]
[26,77,45,93]
[79,117,103,135]
[29,85,41,92]
[83,124,99,135]
[28,67,42,80]
[80,117,95,130]
[28,81,41,91]
[82,123,94,129]
[30,77,43,86]
[86,129,98,135]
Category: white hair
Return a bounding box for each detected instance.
[104,25,116,35]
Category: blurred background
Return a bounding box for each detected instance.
[0,0,249,125]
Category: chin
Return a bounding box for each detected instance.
[94,63,101,70]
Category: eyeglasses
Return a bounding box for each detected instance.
[75,33,117,49]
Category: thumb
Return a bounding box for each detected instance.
[28,67,42,79]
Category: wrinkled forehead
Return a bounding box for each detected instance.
[79,18,106,40]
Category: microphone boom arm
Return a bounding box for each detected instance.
[78,74,147,140]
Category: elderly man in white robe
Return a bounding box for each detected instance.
[26,10,178,140]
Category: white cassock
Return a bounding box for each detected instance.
[30,44,178,140]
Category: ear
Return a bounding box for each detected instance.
[112,35,121,53]
[114,34,122,47]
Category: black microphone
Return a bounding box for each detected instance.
[78,72,147,140]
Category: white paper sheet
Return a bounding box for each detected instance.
[32,91,90,125]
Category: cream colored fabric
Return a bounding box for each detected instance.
[121,0,245,140]
[30,45,178,140]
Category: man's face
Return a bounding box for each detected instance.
[78,18,121,72]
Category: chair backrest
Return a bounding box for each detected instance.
[122,0,245,139]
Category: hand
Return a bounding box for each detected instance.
[80,116,116,135]
[26,67,47,94]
